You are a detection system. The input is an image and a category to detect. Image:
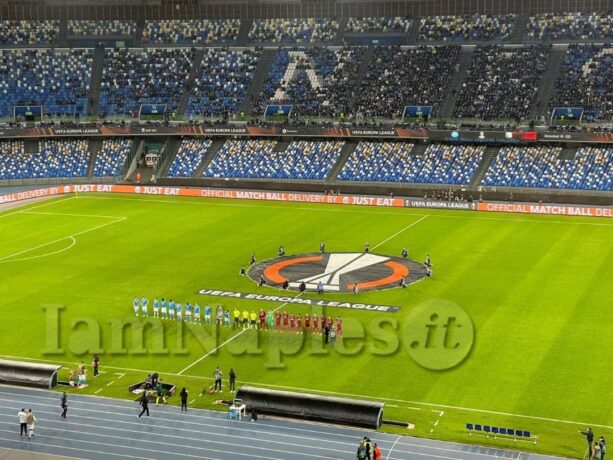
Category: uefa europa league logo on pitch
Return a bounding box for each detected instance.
[404,299,474,370]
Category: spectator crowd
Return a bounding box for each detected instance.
[355,45,459,118]
[527,12,612,40]
[345,17,411,33]
[249,18,339,43]
[254,46,365,117]
[550,44,612,122]
[142,19,240,44]
[187,48,260,117]
[453,45,549,121]
[419,14,516,41]
[98,48,193,117]
[68,20,136,37]
[0,49,92,117]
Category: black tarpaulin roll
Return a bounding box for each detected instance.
[0,359,61,389]
[236,385,384,429]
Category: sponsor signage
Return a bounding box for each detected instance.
[197,289,401,313]
[0,124,608,143]
[405,200,477,210]
[477,202,613,218]
[1,185,610,219]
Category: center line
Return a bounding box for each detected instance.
[372,215,429,250]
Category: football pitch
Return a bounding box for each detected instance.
[0,192,611,459]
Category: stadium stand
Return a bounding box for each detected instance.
[355,46,459,118]
[549,44,612,122]
[254,46,365,117]
[418,14,516,41]
[68,20,136,37]
[0,49,93,118]
[167,139,213,177]
[345,17,411,33]
[249,18,339,43]
[204,139,344,180]
[142,20,240,44]
[0,20,59,45]
[98,48,193,117]
[0,139,89,179]
[92,138,133,177]
[339,142,484,184]
[187,48,260,117]
[453,45,549,121]
[482,146,612,191]
[527,12,612,40]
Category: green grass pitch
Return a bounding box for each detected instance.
[0,192,611,458]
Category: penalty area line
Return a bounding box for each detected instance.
[176,292,304,375]
[0,216,126,263]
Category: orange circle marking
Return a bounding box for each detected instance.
[263,255,323,283]
[348,261,409,290]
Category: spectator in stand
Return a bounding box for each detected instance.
[453,45,549,121]
[253,46,364,117]
[549,44,612,122]
[355,46,459,118]
[345,17,411,34]
[98,48,193,117]
[68,20,135,37]
[0,49,92,117]
[249,18,339,43]
[187,48,260,118]
[527,12,612,40]
[143,19,240,44]
[0,20,58,45]
[419,14,516,41]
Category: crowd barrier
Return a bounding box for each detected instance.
[236,385,385,429]
[0,359,61,389]
[0,184,611,218]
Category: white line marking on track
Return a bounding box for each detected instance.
[177,292,303,375]
[372,215,429,250]
[0,392,574,460]
[0,415,339,460]
[385,435,402,460]
[77,194,613,226]
[1,354,611,431]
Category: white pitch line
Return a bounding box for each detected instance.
[21,210,126,219]
[0,195,78,219]
[177,292,304,375]
[76,194,613,226]
[0,216,125,262]
[94,389,103,394]
[0,236,76,264]
[372,215,429,250]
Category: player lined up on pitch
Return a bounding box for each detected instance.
[132,297,343,336]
